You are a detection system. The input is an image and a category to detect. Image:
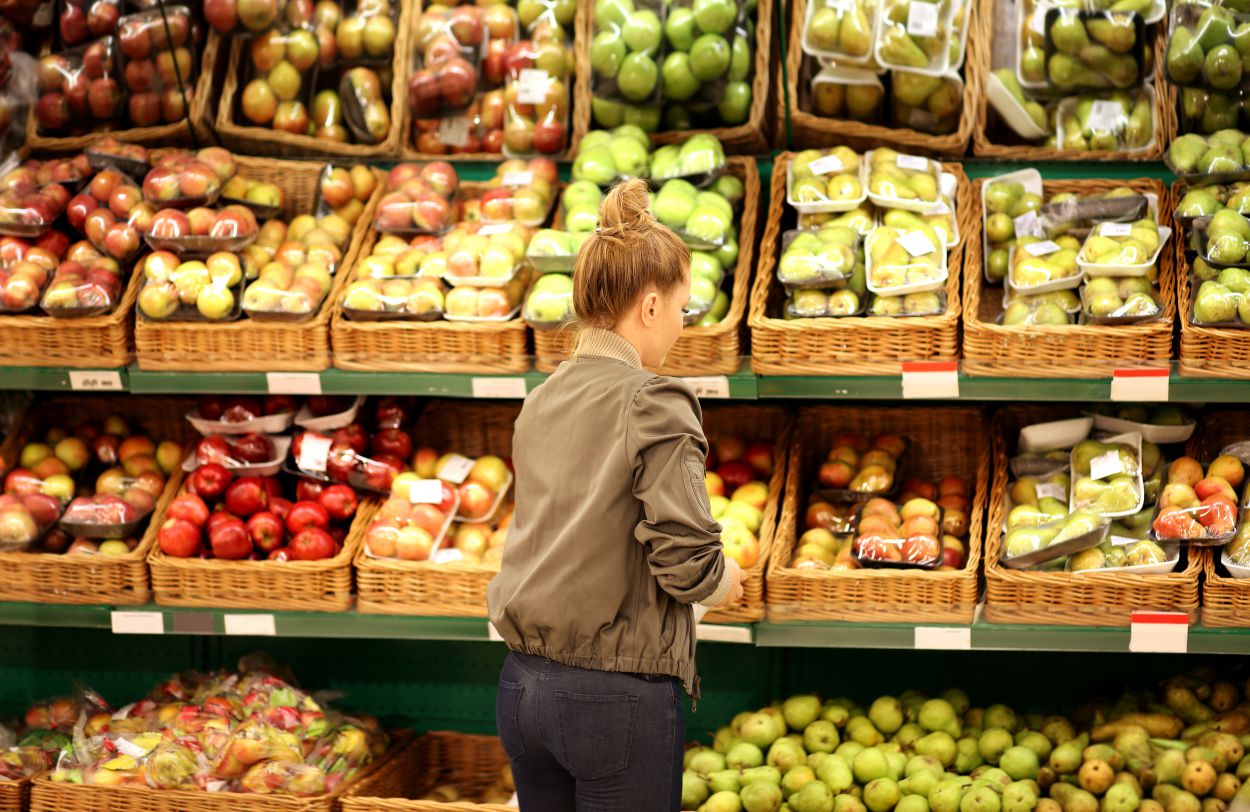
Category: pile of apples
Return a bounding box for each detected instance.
[289,396,417,493]
[409,5,503,120]
[60,0,120,46]
[146,204,259,251]
[39,241,125,316]
[193,432,279,468]
[817,432,905,496]
[36,38,123,133]
[0,178,73,241]
[477,158,557,225]
[0,234,68,312]
[364,479,456,561]
[137,250,245,321]
[443,506,511,566]
[704,435,776,570]
[195,393,301,424]
[851,478,971,567]
[374,161,459,235]
[118,5,195,127]
[1152,455,1244,540]
[317,163,378,227]
[159,472,358,561]
[142,147,236,207]
[220,175,285,213]
[65,168,153,262]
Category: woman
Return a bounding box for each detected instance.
[487,177,744,811]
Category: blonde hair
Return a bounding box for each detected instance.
[572,178,690,330]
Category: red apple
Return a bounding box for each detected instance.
[209,515,251,559]
[158,517,201,557]
[289,527,336,560]
[317,484,357,522]
[246,510,284,552]
[167,493,209,526]
[286,500,329,535]
[224,476,269,518]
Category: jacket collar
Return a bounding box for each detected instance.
[574,327,643,370]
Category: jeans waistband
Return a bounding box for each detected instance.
[510,651,677,684]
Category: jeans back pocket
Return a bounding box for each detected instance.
[496,678,526,759]
[553,690,638,781]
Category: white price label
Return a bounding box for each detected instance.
[807,155,844,176]
[433,548,465,563]
[68,370,123,391]
[407,479,444,504]
[901,361,959,399]
[1100,222,1133,237]
[115,738,151,758]
[1087,100,1124,132]
[438,454,475,484]
[1089,449,1123,481]
[502,170,533,187]
[1030,6,1048,35]
[477,223,514,236]
[110,611,163,635]
[471,377,528,398]
[683,376,731,399]
[297,434,333,473]
[914,626,972,650]
[696,624,754,644]
[907,2,940,36]
[1013,211,1042,238]
[1024,240,1061,256]
[1036,483,1066,501]
[1129,611,1189,653]
[437,116,470,147]
[1111,368,1169,402]
[1110,535,1139,546]
[896,154,931,172]
[224,614,276,636]
[266,372,321,395]
[516,69,550,105]
[897,230,936,257]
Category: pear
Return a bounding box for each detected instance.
[1168,27,1205,84]
[1205,45,1244,90]
[1051,13,1092,55]
[1087,17,1136,54]
[1021,46,1046,82]
[1201,144,1243,173]
[880,26,931,68]
[841,6,874,57]
[1169,134,1209,172]
[1048,54,1097,89]
[1198,7,1236,52]
[847,84,885,120]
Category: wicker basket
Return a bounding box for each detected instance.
[0,263,140,368]
[149,490,378,611]
[749,154,967,376]
[962,177,1176,378]
[779,0,976,155]
[765,405,988,624]
[530,156,760,376]
[0,395,193,605]
[344,733,511,812]
[355,401,519,617]
[31,735,409,812]
[27,30,222,151]
[983,404,1201,626]
[134,157,383,372]
[215,0,411,158]
[401,4,588,162]
[329,182,535,373]
[970,0,1175,160]
[571,0,772,154]
[0,775,29,812]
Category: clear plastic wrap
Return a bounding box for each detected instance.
[869,289,947,316]
[1043,7,1146,91]
[338,67,391,145]
[480,158,558,226]
[1076,219,1169,275]
[589,0,664,104]
[785,287,866,318]
[1056,89,1156,153]
[220,175,285,222]
[865,149,943,213]
[1165,3,1250,91]
[873,0,954,75]
[1001,509,1110,569]
[442,281,523,322]
[777,227,859,289]
[650,177,737,250]
[1166,131,1250,187]
[145,205,260,254]
[890,70,963,135]
[1190,276,1250,326]
[1007,235,1083,293]
[136,251,244,323]
[501,51,570,158]
[1079,276,1163,324]
[787,147,865,214]
[117,5,196,128]
[525,228,588,272]
[141,152,226,210]
[364,481,456,561]
[35,37,123,134]
[1070,432,1145,518]
[802,0,878,65]
[522,271,573,328]
[1192,210,1250,269]
[571,128,650,187]
[409,5,487,118]
[373,162,460,236]
[39,255,124,317]
[865,224,947,294]
[58,0,119,47]
[241,255,333,322]
[650,135,727,186]
[810,66,886,124]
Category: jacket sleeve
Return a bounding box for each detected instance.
[626,376,725,605]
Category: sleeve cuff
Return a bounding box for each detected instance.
[696,564,733,608]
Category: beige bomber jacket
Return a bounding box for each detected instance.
[486,328,730,697]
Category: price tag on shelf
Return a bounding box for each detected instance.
[68,370,123,391]
[1023,240,1061,257]
[808,155,844,176]
[1035,483,1066,501]
[516,69,550,104]
[408,479,444,504]
[110,611,163,635]
[438,454,475,484]
[297,434,333,473]
[914,626,972,650]
[898,230,936,257]
[437,116,470,148]
[901,361,959,399]
[266,372,321,395]
[1111,368,1168,402]
[897,153,931,172]
[224,614,276,636]
[1129,611,1188,653]
[696,624,753,644]
[683,376,731,399]
[471,377,528,398]
[1012,211,1042,238]
[1100,222,1133,237]
[1089,450,1123,481]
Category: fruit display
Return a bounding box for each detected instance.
[875,0,953,74]
[1195,209,1250,269]
[866,224,947,296]
[189,394,300,435]
[891,72,964,136]
[373,162,460,236]
[1044,8,1144,91]
[809,66,886,125]
[778,227,861,290]
[35,38,123,134]
[1056,91,1155,154]
[331,0,400,65]
[1079,277,1163,324]
[590,0,664,104]
[192,431,284,472]
[137,251,244,322]
[848,479,972,568]
[981,173,1045,284]
[286,398,416,494]
[117,5,197,128]
[66,168,153,263]
[1151,455,1244,543]
[500,32,572,157]
[701,433,775,570]
[443,280,524,321]
[1166,3,1250,91]
[1070,435,1145,517]
[787,147,866,214]
[59,0,119,47]
[571,125,651,186]
[479,157,558,226]
[1190,275,1250,326]
[1166,131,1250,182]
[866,150,942,212]
[556,178,604,232]
[44,656,390,794]
[363,478,458,561]
[802,0,876,65]
[0,235,68,313]
[522,271,573,327]
[408,5,492,119]
[1076,219,1167,275]
[143,148,237,209]
[38,244,125,318]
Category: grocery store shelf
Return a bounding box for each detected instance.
[0,601,1244,653]
[0,366,128,391]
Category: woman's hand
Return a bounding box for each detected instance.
[718,558,744,606]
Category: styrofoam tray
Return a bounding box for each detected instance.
[986,72,1048,140]
[981,168,1044,285]
[1069,430,1144,519]
[1078,225,1172,277]
[1221,547,1250,579]
[1088,412,1195,445]
[294,396,365,432]
[181,435,291,477]
[1019,416,1093,453]
[185,410,296,436]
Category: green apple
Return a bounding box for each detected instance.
[608,134,649,176]
[622,9,662,54]
[691,251,723,283]
[661,51,701,100]
[612,123,651,148]
[654,182,698,227]
[695,190,734,218]
[686,204,731,244]
[694,0,737,34]
[562,179,603,211]
[579,130,611,151]
[592,97,626,127]
[534,273,573,295]
[565,203,601,232]
[709,289,730,319]
[711,174,745,206]
[715,232,739,268]
[650,144,681,179]
[572,145,617,185]
[590,29,627,78]
[528,229,571,257]
[718,80,752,123]
[690,276,718,309]
[526,286,573,323]
[594,0,635,30]
[666,6,698,50]
[690,33,731,81]
[617,52,658,101]
[680,135,725,175]
[623,102,662,131]
[729,34,752,81]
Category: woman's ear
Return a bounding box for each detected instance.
[639,290,660,326]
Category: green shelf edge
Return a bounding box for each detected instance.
[0,601,1245,653]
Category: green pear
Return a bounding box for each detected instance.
[1198,7,1236,52]
[1169,134,1209,172]
[1050,13,1091,55]
[1204,44,1243,90]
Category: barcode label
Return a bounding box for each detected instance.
[907,2,940,36]
[1024,240,1061,256]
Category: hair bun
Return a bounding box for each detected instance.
[596,177,653,238]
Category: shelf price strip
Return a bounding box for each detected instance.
[1111,368,1169,402]
[1129,611,1188,653]
[901,361,959,399]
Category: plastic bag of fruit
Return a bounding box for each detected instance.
[136,251,245,323]
[35,38,123,134]
[0,171,73,240]
[86,136,149,179]
[39,247,125,318]
[117,6,196,128]
[501,38,571,157]
[409,5,487,119]
[373,162,460,236]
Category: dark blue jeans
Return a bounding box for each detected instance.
[496,651,685,812]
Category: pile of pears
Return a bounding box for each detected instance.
[1057,92,1153,152]
[683,671,1250,812]
[1179,87,1250,135]
[983,180,1045,284]
[1081,277,1161,322]
[892,74,964,136]
[868,150,941,207]
[1070,437,1144,516]
[867,225,945,292]
[1167,131,1250,177]
[1046,8,1144,90]
[877,0,951,72]
[1077,220,1162,268]
[805,0,876,62]
[1198,209,1250,266]
[1166,5,1250,92]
